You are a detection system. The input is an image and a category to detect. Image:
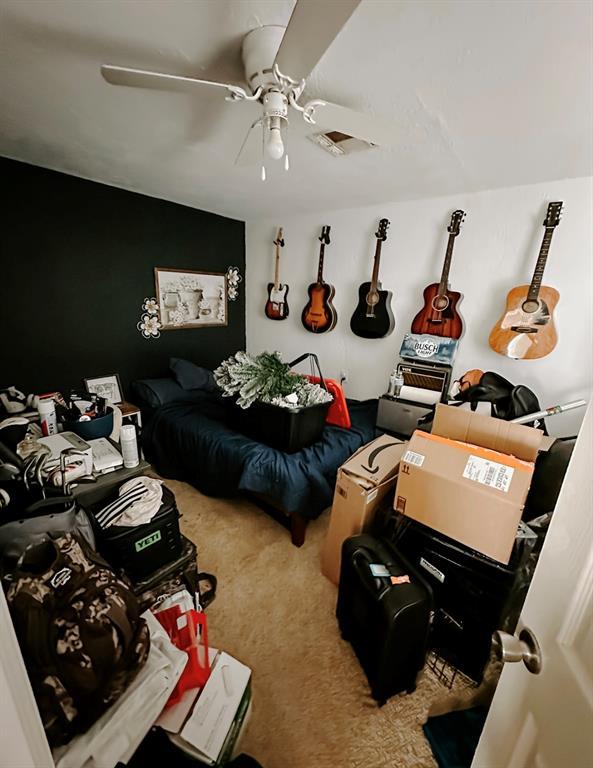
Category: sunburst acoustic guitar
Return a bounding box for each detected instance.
[265,227,289,320]
[411,209,466,339]
[489,202,562,360]
[301,225,337,333]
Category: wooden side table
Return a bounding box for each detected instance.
[119,401,143,430]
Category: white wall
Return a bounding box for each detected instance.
[246,176,593,436]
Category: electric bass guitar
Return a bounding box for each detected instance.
[489,202,562,360]
[350,218,395,339]
[411,209,465,339]
[265,227,289,320]
[301,226,337,333]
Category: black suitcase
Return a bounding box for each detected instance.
[86,484,182,582]
[337,534,433,705]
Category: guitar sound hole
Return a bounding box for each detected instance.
[522,300,539,314]
[431,295,449,312]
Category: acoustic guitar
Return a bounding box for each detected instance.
[265,227,289,320]
[350,218,395,339]
[411,210,465,340]
[489,202,562,360]
[301,225,337,333]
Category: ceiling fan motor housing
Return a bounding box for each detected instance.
[242,25,286,93]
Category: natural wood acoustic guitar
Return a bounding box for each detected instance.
[301,225,337,333]
[265,227,289,320]
[350,218,395,339]
[411,210,466,339]
[489,202,562,360]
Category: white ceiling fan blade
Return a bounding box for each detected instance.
[304,99,396,147]
[101,64,247,99]
[234,118,263,167]
[274,0,361,83]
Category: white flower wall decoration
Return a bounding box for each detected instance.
[137,297,162,339]
[226,266,242,301]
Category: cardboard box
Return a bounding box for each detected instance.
[394,404,543,565]
[321,435,407,584]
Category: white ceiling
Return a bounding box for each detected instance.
[0,0,591,220]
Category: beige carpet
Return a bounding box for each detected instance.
[166,478,453,768]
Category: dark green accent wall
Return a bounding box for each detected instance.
[0,157,245,399]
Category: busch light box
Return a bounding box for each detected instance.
[399,333,459,366]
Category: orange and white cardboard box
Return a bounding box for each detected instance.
[394,404,544,564]
[321,434,407,585]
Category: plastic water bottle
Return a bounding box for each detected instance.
[120,424,139,468]
[38,398,58,436]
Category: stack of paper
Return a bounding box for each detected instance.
[160,651,252,766]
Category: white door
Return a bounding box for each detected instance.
[472,399,593,768]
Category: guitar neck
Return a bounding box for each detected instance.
[370,240,383,292]
[438,233,456,294]
[527,227,555,301]
[274,245,281,290]
[317,244,326,283]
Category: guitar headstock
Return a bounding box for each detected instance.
[273,227,284,247]
[376,218,390,241]
[544,202,563,228]
[319,225,331,245]
[448,210,466,235]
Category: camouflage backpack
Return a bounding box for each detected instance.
[6,533,150,746]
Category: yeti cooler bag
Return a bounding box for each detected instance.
[337,533,432,704]
[87,485,182,582]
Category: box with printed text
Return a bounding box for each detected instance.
[394,404,544,564]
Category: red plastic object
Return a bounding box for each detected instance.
[306,376,351,429]
[155,606,211,707]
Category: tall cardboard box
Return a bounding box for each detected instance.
[321,435,407,585]
[394,404,543,564]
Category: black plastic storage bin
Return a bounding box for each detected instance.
[235,400,330,453]
[86,485,182,582]
[391,515,534,682]
[133,534,199,611]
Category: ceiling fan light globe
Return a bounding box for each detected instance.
[266,126,285,160]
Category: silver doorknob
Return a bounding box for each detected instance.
[492,626,543,675]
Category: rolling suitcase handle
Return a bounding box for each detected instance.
[352,548,392,599]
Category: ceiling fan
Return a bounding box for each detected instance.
[101,0,396,178]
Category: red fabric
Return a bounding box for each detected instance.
[306,375,351,429]
[156,606,211,706]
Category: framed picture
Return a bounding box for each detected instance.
[84,374,123,404]
[154,267,228,330]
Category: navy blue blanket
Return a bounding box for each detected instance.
[142,396,377,520]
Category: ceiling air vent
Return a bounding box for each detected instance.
[308,131,376,157]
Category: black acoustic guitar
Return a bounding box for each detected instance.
[301,226,338,333]
[350,218,395,339]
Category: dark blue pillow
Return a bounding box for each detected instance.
[132,378,204,409]
[169,358,218,392]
